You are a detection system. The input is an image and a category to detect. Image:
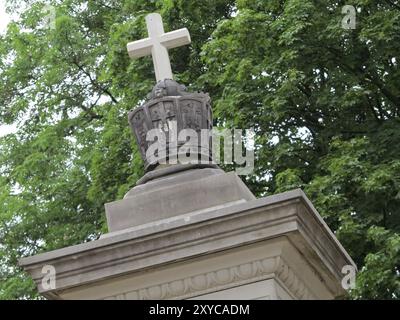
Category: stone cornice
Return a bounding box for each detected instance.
[19,189,355,298]
[103,256,315,300]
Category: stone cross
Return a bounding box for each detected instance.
[127,13,191,82]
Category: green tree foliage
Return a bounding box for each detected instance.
[0,0,399,299]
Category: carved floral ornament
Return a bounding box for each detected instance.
[104,255,315,300]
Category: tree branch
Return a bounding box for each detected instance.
[72,59,119,104]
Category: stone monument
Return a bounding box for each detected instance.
[19,13,356,300]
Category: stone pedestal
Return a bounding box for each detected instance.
[19,168,355,300]
[104,166,255,233]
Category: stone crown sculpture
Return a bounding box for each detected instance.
[128,79,213,171]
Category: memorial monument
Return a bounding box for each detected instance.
[19,13,356,300]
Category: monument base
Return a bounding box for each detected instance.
[19,175,355,299]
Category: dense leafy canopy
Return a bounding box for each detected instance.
[0,0,399,299]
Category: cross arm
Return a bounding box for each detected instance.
[160,28,191,50]
[127,38,153,59]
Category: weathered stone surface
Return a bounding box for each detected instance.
[105,168,255,233]
[128,79,213,171]
[19,188,356,300]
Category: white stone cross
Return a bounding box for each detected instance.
[127,13,191,82]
